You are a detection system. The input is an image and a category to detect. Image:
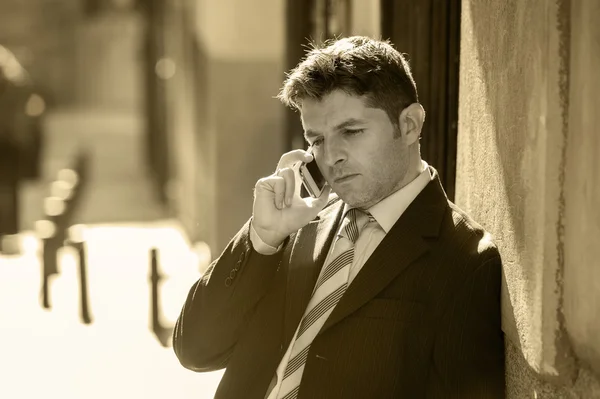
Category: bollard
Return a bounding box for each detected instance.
[73,240,92,325]
[35,150,90,311]
[37,220,59,309]
[38,196,70,309]
[149,247,173,347]
[64,225,92,325]
[150,247,160,333]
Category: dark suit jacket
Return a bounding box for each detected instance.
[173,168,505,398]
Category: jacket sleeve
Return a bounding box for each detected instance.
[426,252,506,398]
[172,218,286,372]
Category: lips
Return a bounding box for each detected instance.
[334,174,358,183]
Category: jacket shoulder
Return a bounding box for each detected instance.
[445,200,500,261]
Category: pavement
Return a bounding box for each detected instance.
[0,109,224,399]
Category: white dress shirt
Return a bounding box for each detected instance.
[251,161,434,399]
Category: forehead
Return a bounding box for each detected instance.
[300,90,387,130]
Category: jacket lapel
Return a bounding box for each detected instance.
[282,197,345,345]
[320,172,449,335]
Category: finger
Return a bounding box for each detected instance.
[255,175,286,209]
[291,161,303,198]
[276,149,313,170]
[272,176,286,209]
[277,167,296,207]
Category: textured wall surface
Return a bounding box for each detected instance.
[457,0,600,396]
[506,341,600,398]
[457,0,569,377]
[563,0,600,378]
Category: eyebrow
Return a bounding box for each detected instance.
[304,118,367,140]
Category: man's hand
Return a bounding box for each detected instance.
[252,149,332,248]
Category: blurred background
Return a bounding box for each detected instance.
[0,0,599,398]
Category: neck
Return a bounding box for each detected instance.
[397,149,424,191]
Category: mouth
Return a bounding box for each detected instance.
[333,174,358,184]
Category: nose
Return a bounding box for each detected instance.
[321,139,347,167]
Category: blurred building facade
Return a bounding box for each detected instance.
[0,0,80,107]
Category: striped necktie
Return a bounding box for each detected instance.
[276,208,372,399]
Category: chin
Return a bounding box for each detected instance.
[335,191,369,209]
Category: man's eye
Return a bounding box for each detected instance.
[345,129,364,135]
[312,138,324,146]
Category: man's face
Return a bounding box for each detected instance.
[301,90,412,209]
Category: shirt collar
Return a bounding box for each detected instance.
[342,160,433,233]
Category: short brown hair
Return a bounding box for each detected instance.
[277,36,419,128]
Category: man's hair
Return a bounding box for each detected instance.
[277,36,419,129]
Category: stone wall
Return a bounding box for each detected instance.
[456,0,600,396]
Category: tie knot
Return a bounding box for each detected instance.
[341,208,373,244]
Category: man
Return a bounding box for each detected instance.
[173,36,505,398]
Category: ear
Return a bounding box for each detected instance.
[398,103,425,145]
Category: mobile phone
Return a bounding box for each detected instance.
[299,150,326,198]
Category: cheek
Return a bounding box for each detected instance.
[315,157,326,175]
[363,144,394,170]
[368,143,406,181]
